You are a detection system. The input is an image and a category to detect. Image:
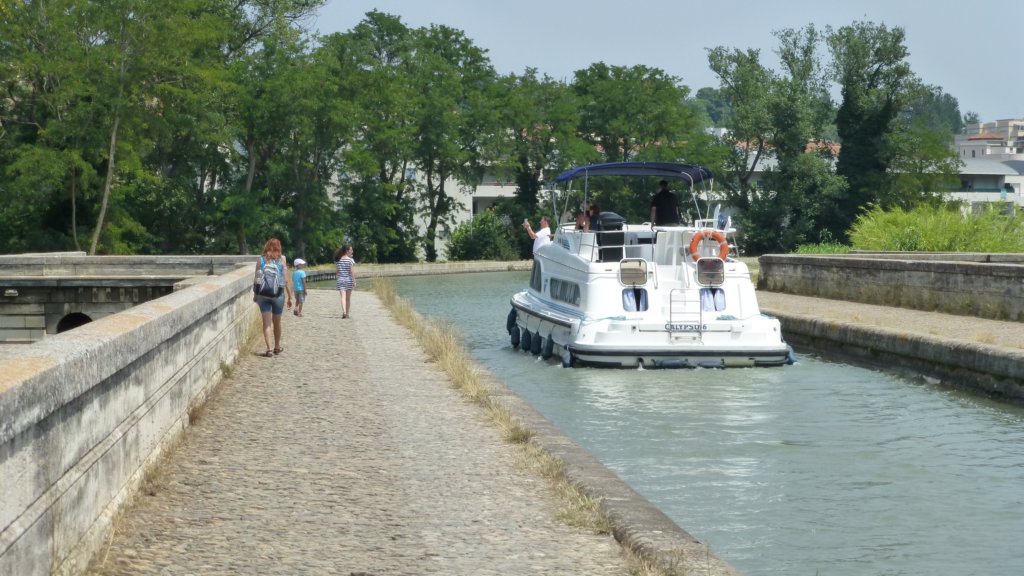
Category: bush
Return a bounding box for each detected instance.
[849,204,1024,252]
[444,210,519,261]
[794,243,851,254]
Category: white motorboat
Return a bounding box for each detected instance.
[507,161,794,368]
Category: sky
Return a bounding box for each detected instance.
[310,0,1022,123]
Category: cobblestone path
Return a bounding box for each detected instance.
[86,289,629,576]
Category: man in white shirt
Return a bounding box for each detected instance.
[523,216,552,254]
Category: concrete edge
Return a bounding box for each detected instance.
[763,307,1024,402]
[482,374,741,576]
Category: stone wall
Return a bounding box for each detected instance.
[0,254,257,343]
[758,253,1024,321]
[0,264,259,576]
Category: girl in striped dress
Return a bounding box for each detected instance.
[334,244,356,318]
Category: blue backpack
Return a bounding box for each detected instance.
[255,257,284,297]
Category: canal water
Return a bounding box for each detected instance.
[321,272,1024,575]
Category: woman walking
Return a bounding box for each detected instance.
[334,244,356,318]
[253,238,292,356]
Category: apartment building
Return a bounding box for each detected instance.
[951,119,1024,208]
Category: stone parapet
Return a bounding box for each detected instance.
[0,264,260,576]
[0,254,256,277]
[758,253,1024,321]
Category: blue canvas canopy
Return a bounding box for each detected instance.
[552,161,713,185]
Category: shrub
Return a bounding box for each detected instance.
[849,204,1024,252]
[794,243,851,254]
[444,210,519,261]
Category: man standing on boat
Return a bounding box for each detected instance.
[524,216,552,254]
[650,180,681,226]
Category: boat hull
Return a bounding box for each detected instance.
[510,290,793,369]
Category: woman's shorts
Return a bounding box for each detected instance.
[256,292,285,315]
[294,289,306,303]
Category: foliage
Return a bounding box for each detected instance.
[827,21,918,242]
[408,23,497,262]
[849,204,1024,252]
[692,87,732,126]
[0,5,988,263]
[445,210,518,261]
[494,69,594,210]
[573,63,705,163]
[709,26,845,253]
[793,243,851,254]
[568,63,716,223]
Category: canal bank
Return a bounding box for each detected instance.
[758,291,1024,402]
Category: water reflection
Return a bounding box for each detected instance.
[364,271,1024,576]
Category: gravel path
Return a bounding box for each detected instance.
[87,289,629,576]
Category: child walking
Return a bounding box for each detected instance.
[334,244,356,318]
[292,258,307,317]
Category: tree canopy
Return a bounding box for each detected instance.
[0,7,973,260]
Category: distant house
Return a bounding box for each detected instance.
[951,119,1024,209]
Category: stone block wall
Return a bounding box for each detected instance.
[758,253,1024,321]
[0,264,260,576]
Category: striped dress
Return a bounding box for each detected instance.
[336,256,355,291]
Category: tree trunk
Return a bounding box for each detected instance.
[89,112,120,255]
[70,164,81,252]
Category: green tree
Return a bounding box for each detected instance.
[573,63,699,163]
[905,86,963,134]
[408,23,498,262]
[571,63,711,222]
[707,46,775,194]
[826,21,917,241]
[0,0,321,255]
[709,26,844,253]
[319,11,420,263]
[692,86,732,126]
[495,69,593,211]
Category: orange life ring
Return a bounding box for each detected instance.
[689,229,729,261]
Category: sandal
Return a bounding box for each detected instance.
[273,347,283,355]
[262,350,273,357]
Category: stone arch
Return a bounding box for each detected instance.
[57,312,92,333]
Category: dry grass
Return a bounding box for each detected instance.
[372,281,625,528]
[372,278,694,576]
[975,332,997,344]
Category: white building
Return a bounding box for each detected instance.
[950,119,1024,209]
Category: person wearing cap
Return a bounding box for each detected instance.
[292,258,308,317]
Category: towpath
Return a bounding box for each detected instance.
[86,289,631,576]
[758,291,1024,350]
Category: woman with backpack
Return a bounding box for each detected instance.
[253,237,293,357]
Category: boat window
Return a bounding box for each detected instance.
[530,261,542,291]
[695,258,725,286]
[550,278,581,306]
[622,288,648,312]
[619,259,647,286]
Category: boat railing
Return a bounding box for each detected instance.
[557,227,688,273]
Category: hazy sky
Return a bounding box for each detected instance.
[312,0,1021,123]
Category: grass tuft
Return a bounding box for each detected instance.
[372,277,690,576]
[372,279,613,528]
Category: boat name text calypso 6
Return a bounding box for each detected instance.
[665,323,708,332]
